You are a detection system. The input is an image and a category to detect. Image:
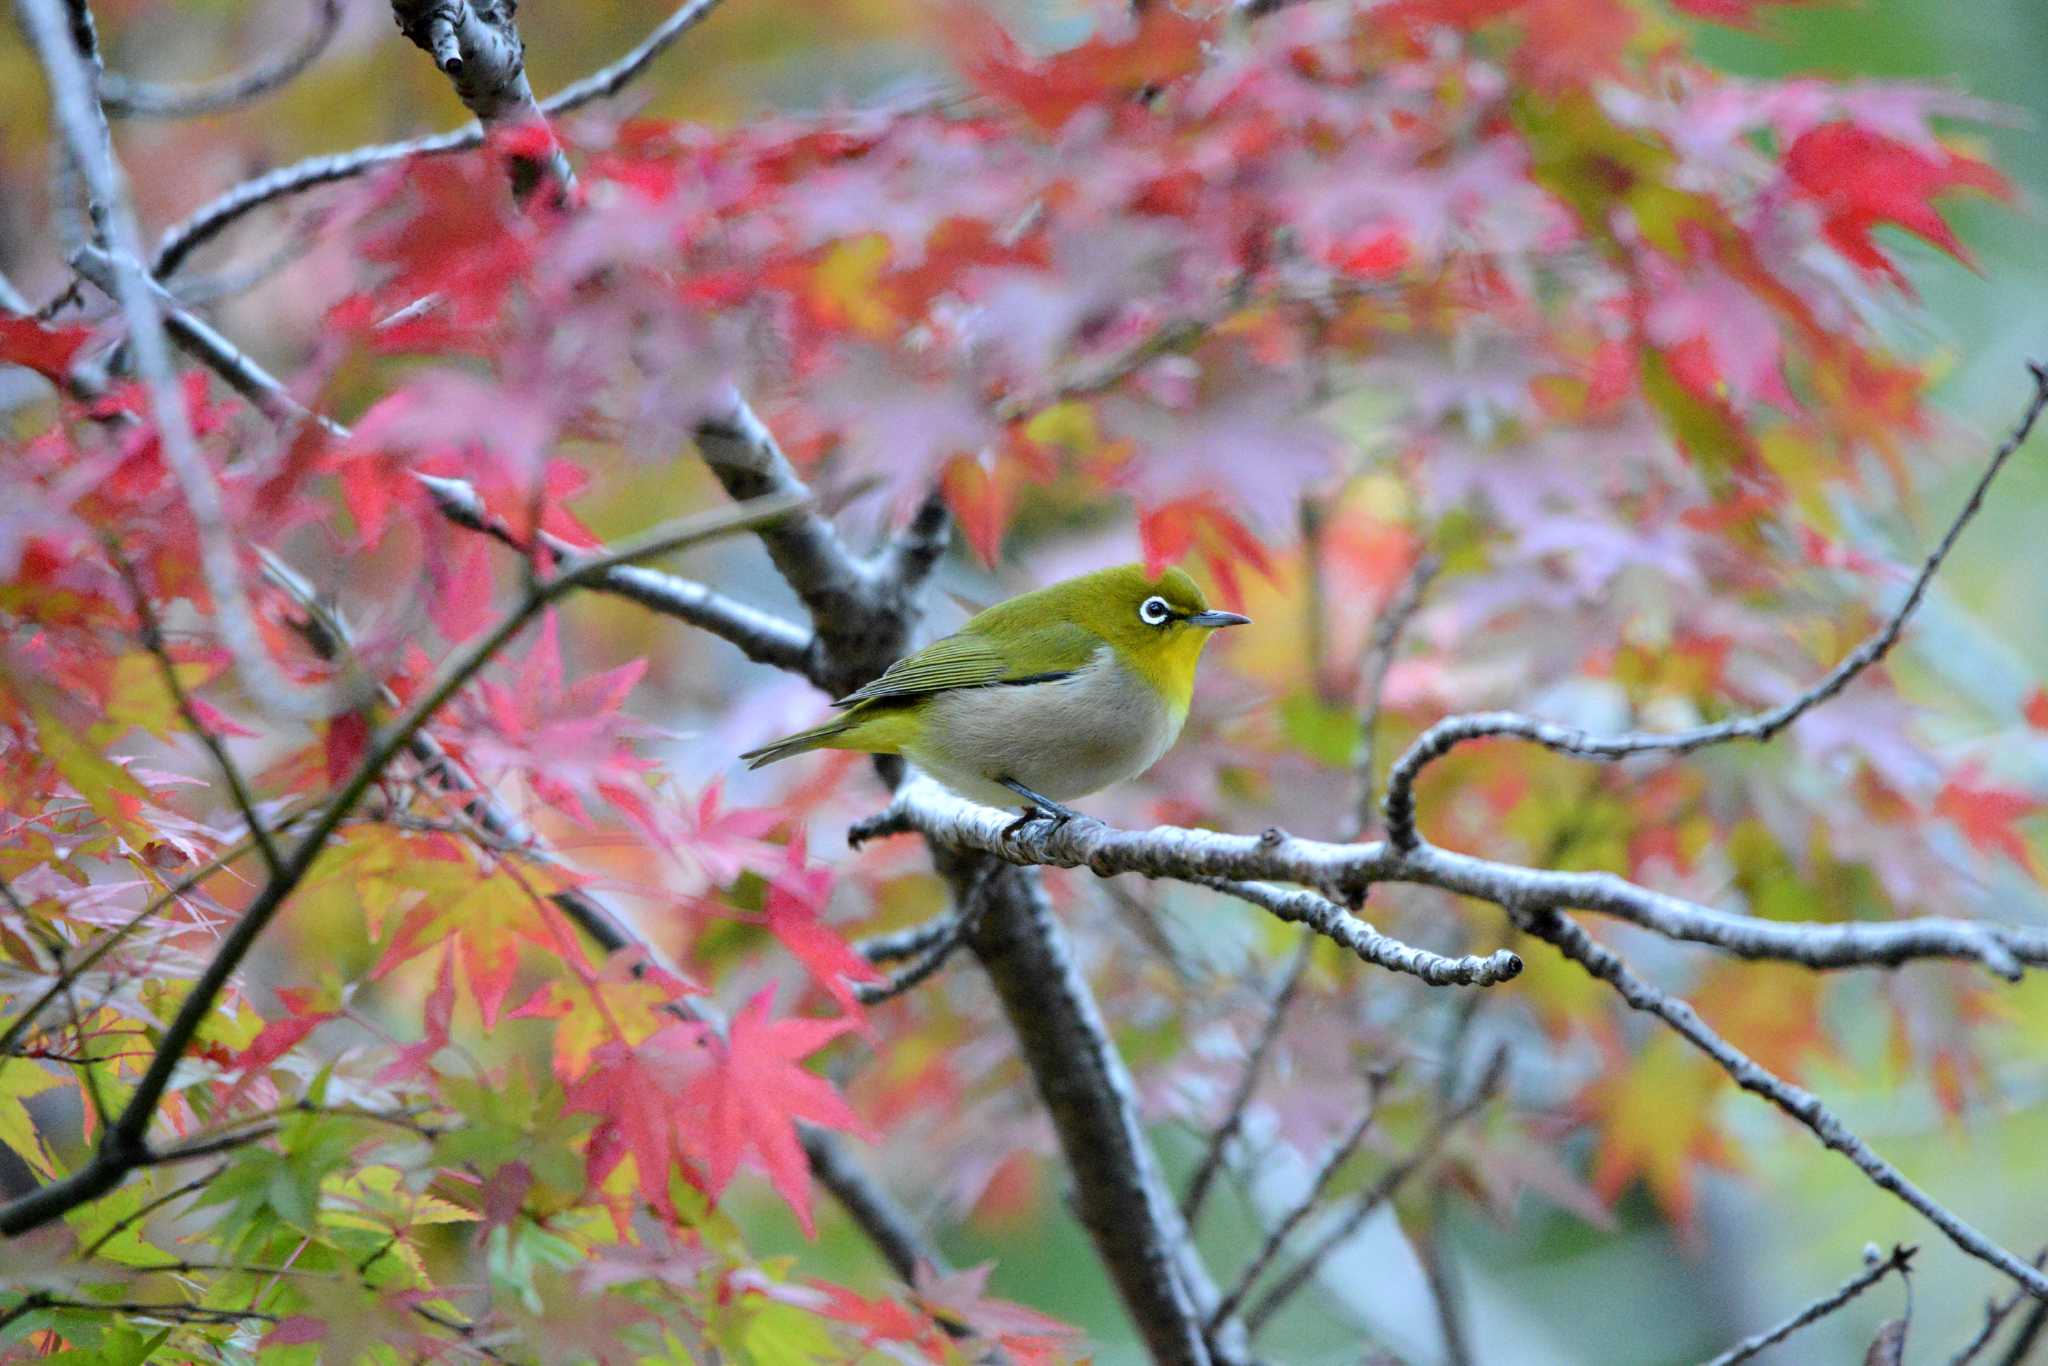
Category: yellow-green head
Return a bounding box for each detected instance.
[1003,564,1247,714]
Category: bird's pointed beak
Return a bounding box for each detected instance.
[1185,610,1252,629]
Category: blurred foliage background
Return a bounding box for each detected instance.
[4,2,2047,1361]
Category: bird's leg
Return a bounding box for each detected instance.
[997,777,1082,840]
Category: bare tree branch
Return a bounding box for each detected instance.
[100,0,341,119]
[1525,907,2048,1301]
[1703,1243,1917,1366]
[70,243,331,427]
[878,775,2048,1301]
[942,852,1246,1365]
[851,865,998,1006]
[19,0,345,723]
[1197,878,1521,987]
[150,0,729,278]
[388,0,572,202]
[1182,932,1313,1225]
[416,472,820,678]
[870,778,2048,980]
[1380,363,2048,851]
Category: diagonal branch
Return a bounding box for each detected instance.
[1381,362,2048,850]
[1205,1067,1394,1331]
[1243,1046,1508,1332]
[1525,907,2048,1301]
[1703,1243,1917,1366]
[19,0,345,723]
[100,0,341,119]
[1182,932,1313,1225]
[1948,1250,2048,1365]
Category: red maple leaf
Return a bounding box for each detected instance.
[1934,766,2041,868]
[761,834,882,1022]
[683,986,871,1236]
[2024,688,2048,732]
[455,612,657,825]
[566,1020,708,1221]
[0,316,95,383]
[915,1261,1082,1363]
[376,943,456,1083]
[812,1282,940,1353]
[1784,123,2009,291]
[946,4,1210,134]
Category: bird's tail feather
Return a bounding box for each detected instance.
[739,716,857,769]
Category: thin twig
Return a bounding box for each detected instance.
[1351,551,1439,839]
[1949,1250,2048,1365]
[1205,1068,1395,1331]
[1199,878,1522,987]
[76,1165,226,1260]
[1382,362,2048,850]
[1996,1299,2048,1366]
[1526,908,2048,1302]
[1182,932,1314,1225]
[0,816,302,1060]
[852,865,1000,1005]
[100,0,341,119]
[1702,1243,1917,1366]
[1244,1047,1508,1332]
[115,547,284,876]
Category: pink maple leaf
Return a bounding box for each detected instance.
[762,833,882,1022]
[682,986,872,1236]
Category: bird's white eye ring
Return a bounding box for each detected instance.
[1138,595,1173,626]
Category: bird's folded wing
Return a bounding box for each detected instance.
[831,624,1097,708]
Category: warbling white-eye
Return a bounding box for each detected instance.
[740,564,1250,832]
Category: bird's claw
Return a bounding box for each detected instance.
[1001,805,1072,842]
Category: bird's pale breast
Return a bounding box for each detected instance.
[906,648,1184,808]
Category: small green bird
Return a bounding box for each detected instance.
[740,564,1250,833]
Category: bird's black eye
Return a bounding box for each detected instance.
[1138,595,1173,627]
